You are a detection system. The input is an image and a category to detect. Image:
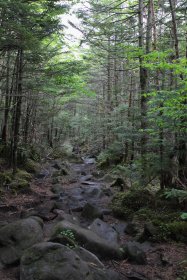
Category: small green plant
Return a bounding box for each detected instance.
[181,213,187,221]
[59,229,77,249]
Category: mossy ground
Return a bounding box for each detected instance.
[111,188,187,243]
[0,168,32,192]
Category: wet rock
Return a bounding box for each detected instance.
[0,217,44,266]
[125,222,138,236]
[74,247,104,268]
[54,198,85,212]
[20,242,120,280]
[21,201,56,221]
[53,209,80,224]
[51,220,122,259]
[82,181,98,185]
[84,158,96,164]
[89,218,119,244]
[123,241,147,265]
[82,203,103,220]
[80,174,93,181]
[36,170,49,179]
[101,208,112,215]
[113,222,127,235]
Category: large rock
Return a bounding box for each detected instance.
[89,218,119,244]
[82,203,103,220]
[51,220,122,259]
[0,217,44,266]
[73,247,104,268]
[20,242,120,280]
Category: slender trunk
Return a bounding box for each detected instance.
[169,0,186,182]
[12,49,23,174]
[138,0,148,179]
[2,51,11,144]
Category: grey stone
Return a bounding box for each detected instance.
[20,242,120,280]
[0,217,44,266]
[73,247,104,268]
[123,241,147,265]
[51,220,122,259]
[89,218,119,244]
[82,203,103,220]
[125,222,138,236]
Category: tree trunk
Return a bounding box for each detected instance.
[11,49,23,174]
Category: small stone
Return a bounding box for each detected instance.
[123,241,147,265]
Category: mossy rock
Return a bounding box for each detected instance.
[10,178,30,191]
[0,168,32,192]
[111,188,153,219]
[16,169,32,181]
[24,159,40,174]
[111,193,134,219]
[134,208,180,223]
[121,188,153,211]
[154,221,187,243]
[0,170,12,186]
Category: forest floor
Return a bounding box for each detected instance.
[0,157,186,280]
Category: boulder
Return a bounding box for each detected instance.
[138,222,158,242]
[82,203,103,220]
[80,174,93,181]
[125,222,138,236]
[21,201,56,221]
[89,218,119,244]
[73,247,104,268]
[53,209,79,223]
[51,220,122,259]
[20,242,120,280]
[123,241,147,265]
[0,217,44,266]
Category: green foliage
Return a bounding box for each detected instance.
[0,168,31,192]
[58,229,77,249]
[181,213,187,221]
[165,188,187,203]
[155,222,187,243]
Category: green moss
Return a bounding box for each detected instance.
[135,208,180,223]
[111,192,134,219]
[10,178,30,190]
[111,188,153,219]
[148,220,187,243]
[0,170,12,186]
[16,169,32,180]
[24,159,40,174]
[0,168,32,192]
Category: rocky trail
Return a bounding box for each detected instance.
[0,157,186,280]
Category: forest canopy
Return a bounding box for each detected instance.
[0,0,186,188]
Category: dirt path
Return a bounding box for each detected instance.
[0,158,186,280]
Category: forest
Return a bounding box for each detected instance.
[0,0,186,280]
